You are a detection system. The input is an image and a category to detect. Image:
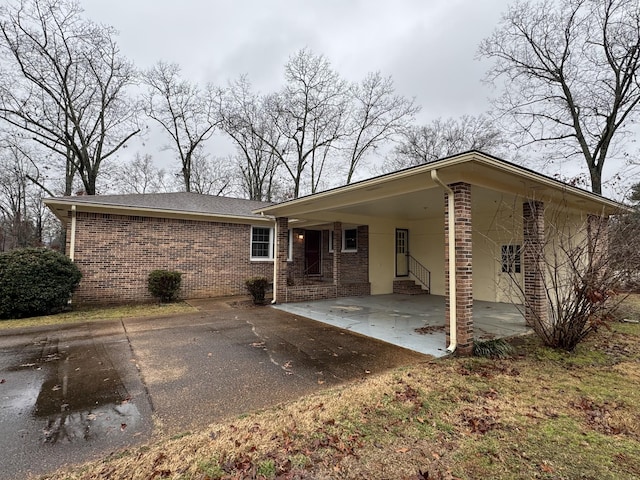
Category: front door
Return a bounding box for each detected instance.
[304,230,321,275]
[396,229,409,277]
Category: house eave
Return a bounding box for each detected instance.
[43,198,274,225]
[254,151,628,218]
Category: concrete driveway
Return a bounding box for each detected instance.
[0,300,425,480]
[275,294,530,356]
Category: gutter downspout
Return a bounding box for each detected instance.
[430,170,457,353]
[70,205,77,262]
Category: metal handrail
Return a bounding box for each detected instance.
[408,254,431,292]
[303,260,321,277]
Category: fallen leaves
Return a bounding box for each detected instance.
[414,325,446,335]
[459,408,499,435]
[571,397,626,435]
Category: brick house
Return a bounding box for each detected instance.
[44,192,371,304]
[44,194,277,303]
[45,151,623,354]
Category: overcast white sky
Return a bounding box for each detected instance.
[80,0,509,153]
[82,0,509,120]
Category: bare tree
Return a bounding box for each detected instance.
[344,72,419,183]
[0,0,140,196]
[220,50,421,196]
[142,61,220,192]
[384,115,503,172]
[489,200,637,351]
[114,153,170,194]
[264,48,349,198]
[219,77,281,201]
[189,153,232,196]
[479,0,640,195]
[0,142,38,249]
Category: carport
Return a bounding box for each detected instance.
[256,151,620,356]
[274,294,529,357]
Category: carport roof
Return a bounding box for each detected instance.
[45,192,274,224]
[253,150,626,221]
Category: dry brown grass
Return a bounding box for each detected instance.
[39,296,640,480]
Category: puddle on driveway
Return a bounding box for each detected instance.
[11,336,142,445]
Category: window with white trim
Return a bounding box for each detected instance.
[251,226,273,260]
[328,228,358,252]
[501,244,521,273]
[343,228,357,251]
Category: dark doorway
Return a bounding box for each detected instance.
[304,230,321,275]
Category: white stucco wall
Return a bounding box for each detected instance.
[350,186,597,304]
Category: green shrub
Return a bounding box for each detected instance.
[245,276,270,304]
[147,270,182,302]
[473,338,514,359]
[0,248,82,319]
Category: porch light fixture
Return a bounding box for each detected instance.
[297,233,304,240]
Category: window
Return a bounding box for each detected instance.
[328,228,358,252]
[501,245,521,273]
[251,226,273,260]
[343,228,357,251]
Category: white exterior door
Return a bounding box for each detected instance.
[396,229,409,277]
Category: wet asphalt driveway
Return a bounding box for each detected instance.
[0,300,425,479]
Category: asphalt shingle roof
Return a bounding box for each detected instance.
[54,192,274,218]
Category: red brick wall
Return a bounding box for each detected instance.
[68,212,273,304]
[282,225,370,303]
[275,217,289,303]
[444,183,474,356]
[523,201,546,327]
[288,226,369,286]
[341,226,369,283]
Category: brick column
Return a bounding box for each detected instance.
[444,182,473,355]
[523,201,546,327]
[332,222,342,286]
[275,217,289,303]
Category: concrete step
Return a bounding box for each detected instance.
[393,279,429,295]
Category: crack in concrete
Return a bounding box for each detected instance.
[245,318,294,375]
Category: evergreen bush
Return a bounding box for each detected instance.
[147,270,182,302]
[0,248,82,319]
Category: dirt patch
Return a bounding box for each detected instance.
[227,299,266,309]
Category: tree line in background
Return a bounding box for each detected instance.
[1,0,640,251]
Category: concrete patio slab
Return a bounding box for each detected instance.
[274,294,531,357]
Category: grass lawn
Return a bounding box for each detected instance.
[40,296,640,480]
[0,302,197,330]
